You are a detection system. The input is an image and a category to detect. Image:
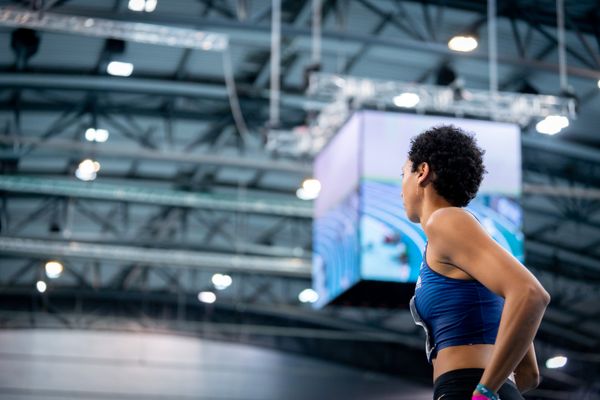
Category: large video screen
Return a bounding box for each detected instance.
[312,114,361,308]
[313,110,522,306]
[359,111,522,283]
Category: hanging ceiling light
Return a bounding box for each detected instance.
[102,39,133,77]
[107,61,134,77]
[393,92,420,108]
[546,355,568,369]
[536,115,569,135]
[45,260,64,279]
[128,0,157,12]
[297,178,321,201]
[448,34,478,52]
[211,273,232,291]
[198,291,216,304]
[298,288,319,304]
[75,159,101,181]
[85,128,110,142]
[36,280,47,293]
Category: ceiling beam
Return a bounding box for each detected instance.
[5,5,597,81]
[0,136,312,174]
[0,73,321,110]
[522,135,600,165]
[0,236,311,277]
[0,175,313,218]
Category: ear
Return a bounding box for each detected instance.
[416,162,432,185]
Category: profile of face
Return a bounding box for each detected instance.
[401,159,429,223]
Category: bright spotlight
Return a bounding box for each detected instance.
[75,159,100,181]
[302,178,321,193]
[536,115,569,135]
[75,169,97,181]
[393,92,420,108]
[36,280,47,293]
[296,188,316,201]
[212,273,232,291]
[448,35,478,52]
[85,128,110,143]
[546,355,567,369]
[597,79,600,89]
[128,0,145,11]
[128,0,157,12]
[45,261,63,279]
[107,61,134,77]
[78,159,100,173]
[297,178,321,200]
[144,0,157,12]
[198,291,216,304]
[298,288,319,304]
[85,128,96,142]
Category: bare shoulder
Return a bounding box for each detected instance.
[424,207,479,238]
[423,207,492,266]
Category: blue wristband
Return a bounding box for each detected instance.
[475,383,499,400]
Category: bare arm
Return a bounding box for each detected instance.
[514,343,540,393]
[426,209,550,394]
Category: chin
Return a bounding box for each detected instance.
[404,208,419,223]
[408,215,420,223]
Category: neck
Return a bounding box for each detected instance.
[418,192,454,231]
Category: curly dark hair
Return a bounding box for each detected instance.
[408,125,486,207]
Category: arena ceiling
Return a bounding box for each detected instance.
[0,0,599,398]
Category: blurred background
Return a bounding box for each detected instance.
[0,0,599,399]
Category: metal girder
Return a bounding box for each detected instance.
[301,75,576,155]
[0,136,312,175]
[0,73,321,110]
[1,195,312,260]
[0,253,311,300]
[524,184,600,199]
[0,237,311,277]
[522,135,600,165]
[31,4,600,81]
[526,238,600,273]
[341,3,394,75]
[0,100,256,122]
[250,0,312,89]
[0,175,312,217]
[0,7,229,51]
[357,0,429,42]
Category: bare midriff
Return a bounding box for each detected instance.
[432,344,495,382]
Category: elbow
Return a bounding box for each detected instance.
[516,370,541,393]
[538,288,551,307]
[527,372,541,392]
[508,284,551,311]
[524,284,551,308]
[530,371,541,389]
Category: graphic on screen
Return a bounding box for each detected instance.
[313,114,361,308]
[313,110,523,306]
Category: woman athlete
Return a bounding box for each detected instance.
[403,126,550,400]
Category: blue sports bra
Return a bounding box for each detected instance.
[410,244,505,363]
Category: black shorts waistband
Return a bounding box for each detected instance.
[434,368,517,387]
[434,368,486,386]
